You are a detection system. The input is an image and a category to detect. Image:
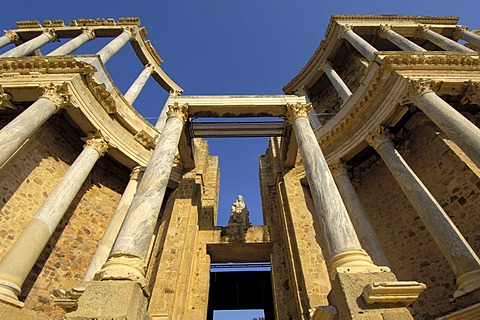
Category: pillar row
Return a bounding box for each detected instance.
[287,103,386,279]
[416,25,474,53]
[0,31,19,49]
[124,64,155,104]
[96,102,188,287]
[47,28,95,56]
[378,24,426,51]
[97,27,135,64]
[366,127,480,298]
[0,83,70,170]
[339,25,378,61]
[0,134,109,305]
[0,29,57,58]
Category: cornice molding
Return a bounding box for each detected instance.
[85,75,117,114]
[0,56,95,75]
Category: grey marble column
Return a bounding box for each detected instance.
[0,83,69,170]
[97,28,135,64]
[378,25,426,51]
[97,103,188,287]
[416,25,474,53]
[0,134,108,304]
[47,28,95,56]
[124,64,154,104]
[408,79,480,169]
[288,103,383,279]
[0,31,19,49]
[81,166,144,284]
[321,61,352,101]
[340,25,378,61]
[295,86,322,129]
[0,29,57,58]
[366,127,480,297]
[454,26,480,51]
[329,160,390,267]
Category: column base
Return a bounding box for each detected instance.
[328,250,390,280]
[454,269,480,298]
[65,280,149,320]
[0,282,23,308]
[95,255,147,289]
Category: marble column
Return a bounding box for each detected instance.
[0,31,19,49]
[47,28,95,56]
[339,25,378,61]
[416,25,474,53]
[321,61,352,101]
[0,83,69,169]
[80,166,144,285]
[96,102,188,287]
[0,134,108,305]
[97,28,135,64]
[124,64,155,104]
[329,160,390,267]
[454,26,480,50]
[378,25,426,52]
[0,29,57,58]
[408,79,480,169]
[295,86,322,129]
[287,103,385,279]
[366,126,480,297]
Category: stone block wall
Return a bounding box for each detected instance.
[0,112,129,319]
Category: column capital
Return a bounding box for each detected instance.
[415,24,430,39]
[4,30,19,44]
[83,132,109,156]
[329,160,349,178]
[144,63,155,74]
[319,60,331,71]
[337,24,352,39]
[43,28,58,41]
[130,166,145,181]
[39,82,70,107]
[406,79,438,102]
[81,27,96,40]
[286,102,312,124]
[366,126,393,149]
[295,85,309,97]
[166,102,189,122]
[453,25,468,41]
[461,81,480,106]
[378,24,392,38]
[122,26,137,38]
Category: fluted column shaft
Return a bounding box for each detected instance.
[47,28,95,56]
[0,84,69,169]
[81,166,144,284]
[367,127,480,297]
[321,61,352,101]
[341,26,378,61]
[417,25,474,53]
[124,65,154,104]
[330,161,390,267]
[409,80,480,169]
[97,29,134,64]
[455,27,480,50]
[97,103,188,286]
[288,103,381,278]
[0,135,108,303]
[0,29,57,57]
[379,25,426,51]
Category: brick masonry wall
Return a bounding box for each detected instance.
[354,122,480,319]
[0,112,129,319]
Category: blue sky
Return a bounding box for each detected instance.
[1,1,479,318]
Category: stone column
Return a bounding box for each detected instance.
[97,28,135,64]
[0,83,69,170]
[321,61,352,101]
[81,166,144,284]
[366,126,480,297]
[339,25,378,61]
[124,64,155,104]
[408,79,480,169]
[96,102,188,287]
[0,134,108,305]
[0,29,57,57]
[287,103,384,279]
[416,25,474,53]
[378,25,426,51]
[47,28,95,56]
[454,26,480,50]
[0,31,19,49]
[329,160,390,267]
[295,86,322,129]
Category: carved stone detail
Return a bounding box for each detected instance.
[407,79,438,102]
[337,24,352,39]
[415,24,430,39]
[366,126,393,150]
[166,102,188,122]
[4,30,19,43]
[81,27,96,40]
[130,166,145,181]
[0,85,14,110]
[83,132,109,156]
[123,26,137,38]
[39,82,70,107]
[86,77,117,114]
[362,281,426,305]
[454,25,468,41]
[329,160,349,178]
[286,103,312,124]
[134,130,157,149]
[43,28,58,41]
[461,81,480,106]
[378,24,392,38]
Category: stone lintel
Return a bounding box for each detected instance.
[362,281,426,305]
